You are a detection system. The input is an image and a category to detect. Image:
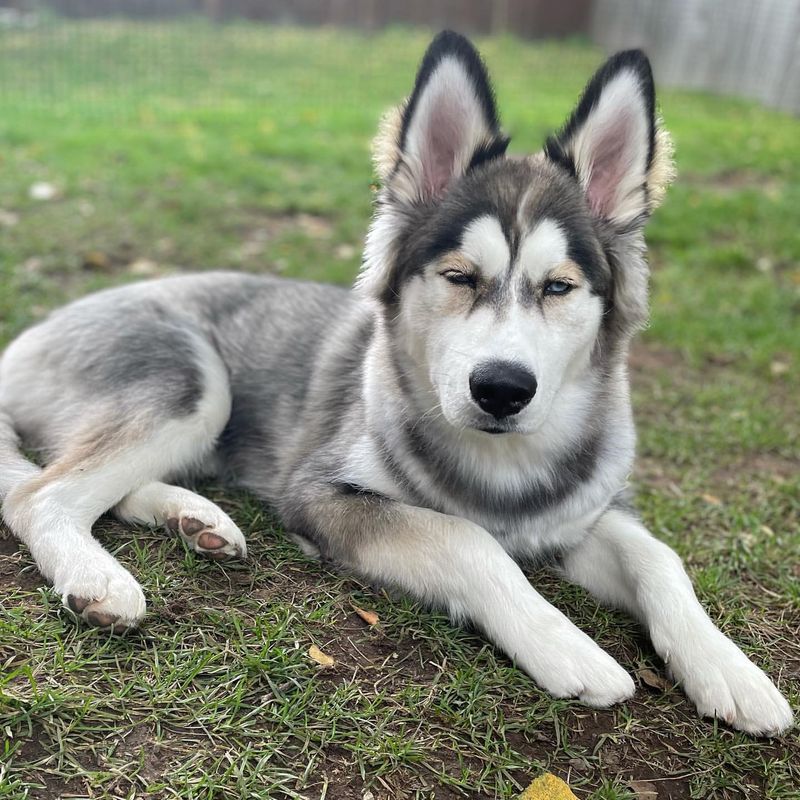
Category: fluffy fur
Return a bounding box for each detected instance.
[0,32,791,736]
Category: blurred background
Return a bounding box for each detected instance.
[0,0,797,424]
[1,0,798,112]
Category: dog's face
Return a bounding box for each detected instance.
[360,32,672,435]
[397,160,609,434]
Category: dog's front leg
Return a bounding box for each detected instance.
[561,507,794,735]
[287,487,634,707]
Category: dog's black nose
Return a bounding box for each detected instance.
[469,362,537,419]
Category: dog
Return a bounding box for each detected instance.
[0,32,792,736]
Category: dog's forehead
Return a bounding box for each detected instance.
[387,156,611,305]
[438,158,606,277]
[459,214,569,282]
[455,156,596,242]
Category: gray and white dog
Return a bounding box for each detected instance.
[0,32,792,735]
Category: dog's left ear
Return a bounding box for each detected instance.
[385,30,509,205]
[545,50,658,229]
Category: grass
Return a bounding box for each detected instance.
[0,19,799,800]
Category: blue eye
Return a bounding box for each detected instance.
[544,280,572,296]
[442,271,477,289]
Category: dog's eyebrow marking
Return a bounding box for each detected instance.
[459,215,509,281]
[516,218,570,285]
[517,260,584,308]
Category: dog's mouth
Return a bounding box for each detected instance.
[475,419,524,435]
[478,425,508,435]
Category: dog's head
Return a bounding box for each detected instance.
[359,32,674,435]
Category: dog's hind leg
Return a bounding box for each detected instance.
[1,336,233,631]
[115,482,246,559]
[0,410,41,498]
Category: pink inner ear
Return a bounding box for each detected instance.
[420,96,468,200]
[584,110,636,218]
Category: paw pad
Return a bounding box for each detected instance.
[67,594,91,613]
[197,531,226,550]
[67,596,131,632]
[87,609,121,629]
[166,514,243,559]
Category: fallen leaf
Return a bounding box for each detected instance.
[519,773,577,800]
[638,668,671,692]
[83,251,111,271]
[353,606,379,626]
[701,493,722,506]
[308,644,335,667]
[629,780,658,798]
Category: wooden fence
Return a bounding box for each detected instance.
[36,0,593,38]
[591,0,800,113]
[4,0,798,113]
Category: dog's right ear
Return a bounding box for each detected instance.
[380,31,509,206]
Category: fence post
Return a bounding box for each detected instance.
[492,0,510,34]
[204,0,222,23]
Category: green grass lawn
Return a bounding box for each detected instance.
[0,20,798,800]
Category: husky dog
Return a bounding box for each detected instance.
[0,32,792,736]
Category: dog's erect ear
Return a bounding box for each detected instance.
[545,50,658,229]
[387,31,509,205]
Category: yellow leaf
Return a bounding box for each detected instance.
[354,606,380,626]
[701,493,722,506]
[629,780,658,798]
[308,645,335,667]
[519,773,577,800]
[638,667,671,692]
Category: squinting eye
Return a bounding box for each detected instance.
[442,270,477,289]
[544,280,573,296]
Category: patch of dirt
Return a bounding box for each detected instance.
[111,722,168,785]
[682,169,784,198]
[0,525,45,593]
[237,211,334,262]
[8,733,90,800]
[711,453,800,488]
[629,341,686,374]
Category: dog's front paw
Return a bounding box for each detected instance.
[669,630,793,736]
[58,562,146,632]
[517,620,635,708]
